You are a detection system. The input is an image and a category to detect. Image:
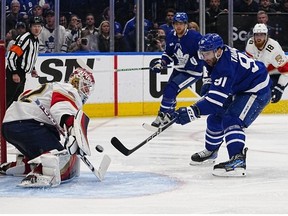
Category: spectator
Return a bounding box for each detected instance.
[122,4,152,51]
[38,10,68,53]
[82,13,99,35]
[30,4,44,18]
[206,0,228,33]
[69,29,99,52]
[234,0,259,12]
[66,14,82,53]
[188,21,200,32]
[101,6,123,38]
[22,0,51,16]
[6,0,28,32]
[258,0,277,12]
[122,4,152,36]
[246,11,276,40]
[175,0,200,23]
[5,28,18,52]
[98,21,110,52]
[278,0,288,12]
[159,8,175,36]
[60,14,68,29]
[6,0,26,15]
[145,28,166,52]
[15,21,27,35]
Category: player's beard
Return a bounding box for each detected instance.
[205,57,217,67]
[175,27,186,37]
[254,39,265,49]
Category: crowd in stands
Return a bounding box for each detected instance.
[4,0,288,53]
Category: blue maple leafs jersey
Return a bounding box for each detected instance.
[196,45,272,115]
[162,29,204,78]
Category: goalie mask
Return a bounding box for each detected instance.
[68,68,95,104]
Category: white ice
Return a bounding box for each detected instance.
[1,114,288,214]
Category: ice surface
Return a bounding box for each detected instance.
[1,114,288,214]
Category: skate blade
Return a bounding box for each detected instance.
[189,158,216,166]
[17,181,53,188]
[212,168,246,177]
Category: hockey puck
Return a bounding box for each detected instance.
[95,145,104,153]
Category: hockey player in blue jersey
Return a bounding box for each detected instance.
[150,12,204,129]
[176,33,272,177]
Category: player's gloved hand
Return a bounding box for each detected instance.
[271,84,285,103]
[200,77,212,96]
[151,59,164,73]
[63,116,79,155]
[176,105,200,125]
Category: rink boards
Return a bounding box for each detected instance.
[24,53,288,117]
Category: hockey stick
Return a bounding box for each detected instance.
[111,117,177,156]
[76,58,184,73]
[34,99,111,181]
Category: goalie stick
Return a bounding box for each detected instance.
[34,99,111,181]
[111,117,177,156]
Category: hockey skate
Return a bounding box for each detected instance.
[212,147,248,177]
[189,149,219,166]
[0,155,32,176]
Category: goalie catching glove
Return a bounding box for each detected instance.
[176,105,201,125]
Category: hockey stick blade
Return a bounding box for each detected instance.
[111,117,177,156]
[79,153,111,181]
[142,123,159,132]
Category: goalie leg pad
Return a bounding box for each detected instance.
[41,154,61,186]
[19,153,61,188]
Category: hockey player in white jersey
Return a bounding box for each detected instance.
[0,67,95,187]
[246,23,288,103]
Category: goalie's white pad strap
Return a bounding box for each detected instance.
[73,110,91,156]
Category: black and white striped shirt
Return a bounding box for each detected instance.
[6,32,39,75]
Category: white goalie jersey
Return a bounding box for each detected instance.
[3,82,83,126]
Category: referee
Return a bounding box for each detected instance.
[6,16,43,108]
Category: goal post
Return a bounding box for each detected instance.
[0,40,7,163]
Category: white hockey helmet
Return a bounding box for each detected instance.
[253,23,268,34]
[69,67,95,104]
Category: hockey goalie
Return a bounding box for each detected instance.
[0,67,95,187]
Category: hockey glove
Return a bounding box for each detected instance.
[151,59,164,73]
[176,105,200,125]
[200,78,212,96]
[63,115,79,155]
[271,84,285,103]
